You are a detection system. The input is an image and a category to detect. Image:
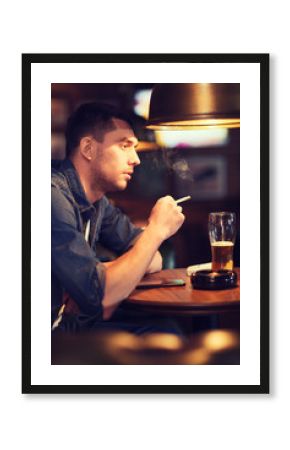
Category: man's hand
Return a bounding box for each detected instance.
[148,195,185,241]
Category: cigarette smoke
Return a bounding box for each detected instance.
[161,149,194,181]
[171,159,194,181]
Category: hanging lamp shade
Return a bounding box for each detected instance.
[146,83,240,130]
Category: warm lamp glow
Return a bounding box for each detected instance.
[147,118,240,130]
[142,333,183,351]
[202,330,239,352]
[154,128,229,148]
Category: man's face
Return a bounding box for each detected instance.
[90,118,140,193]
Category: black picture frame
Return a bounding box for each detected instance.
[22,53,269,394]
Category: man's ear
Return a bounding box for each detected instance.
[79,137,95,161]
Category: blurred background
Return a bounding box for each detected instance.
[51,83,240,269]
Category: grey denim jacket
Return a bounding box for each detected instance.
[51,159,142,331]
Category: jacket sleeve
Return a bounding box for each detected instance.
[98,197,143,254]
[51,185,105,318]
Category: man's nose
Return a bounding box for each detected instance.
[129,148,141,166]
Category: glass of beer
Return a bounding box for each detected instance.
[208,212,236,271]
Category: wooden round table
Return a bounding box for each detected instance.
[123,268,240,316]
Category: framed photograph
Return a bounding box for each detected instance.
[22,53,269,394]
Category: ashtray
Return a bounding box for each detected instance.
[191,269,237,290]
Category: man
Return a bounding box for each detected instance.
[52,102,185,333]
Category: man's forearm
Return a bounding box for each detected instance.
[146,250,162,273]
[102,225,163,319]
[128,228,162,274]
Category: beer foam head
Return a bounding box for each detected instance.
[212,241,234,247]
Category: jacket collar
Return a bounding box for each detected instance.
[60,159,96,216]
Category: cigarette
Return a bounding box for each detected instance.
[175,195,191,204]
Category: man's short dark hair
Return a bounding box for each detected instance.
[65,102,134,157]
